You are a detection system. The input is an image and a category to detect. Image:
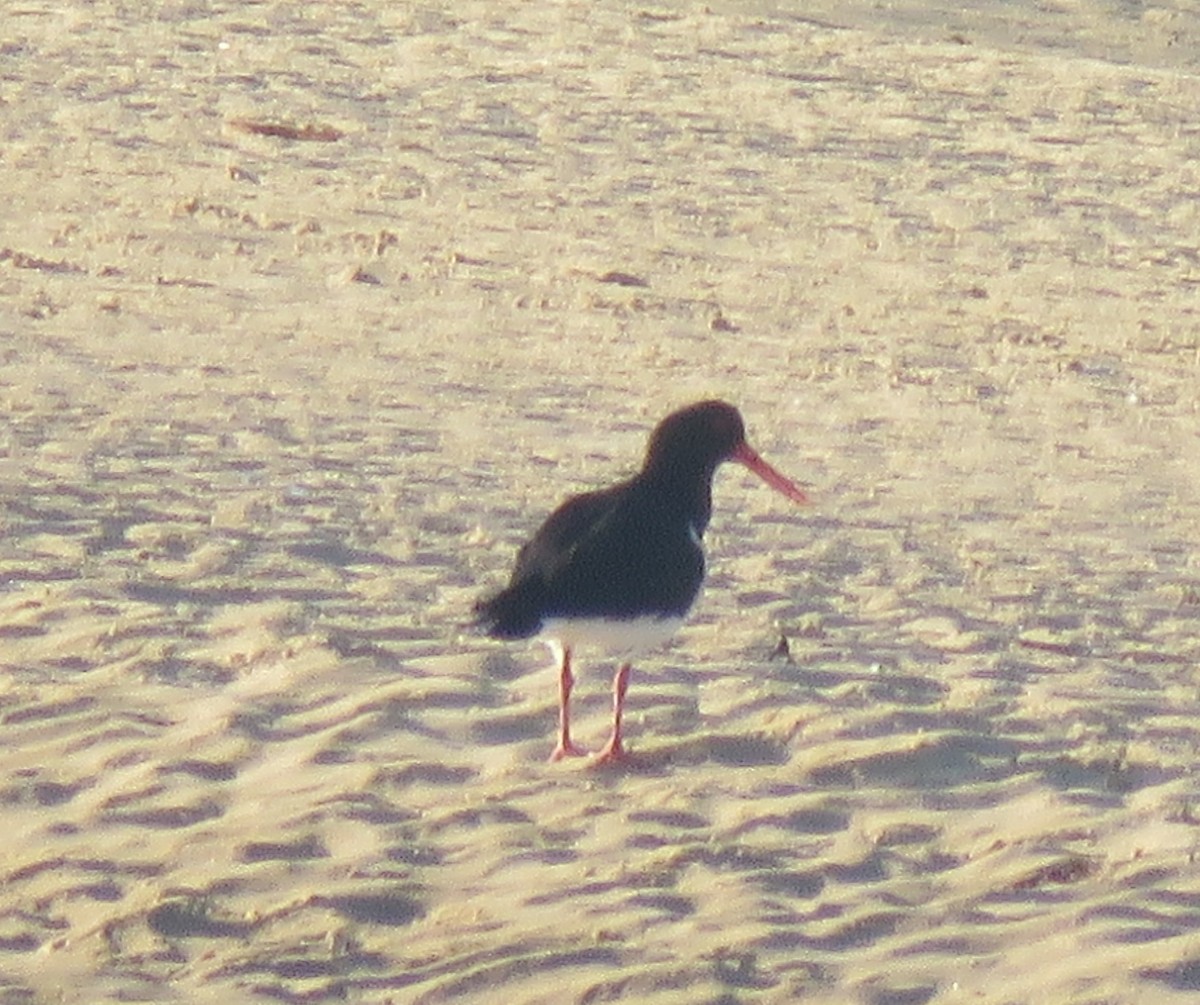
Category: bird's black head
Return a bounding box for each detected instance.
[641,400,748,482]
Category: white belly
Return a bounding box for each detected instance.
[540,614,684,658]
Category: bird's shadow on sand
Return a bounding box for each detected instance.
[572,731,792,777]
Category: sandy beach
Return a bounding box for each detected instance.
[4,1,1200,1001]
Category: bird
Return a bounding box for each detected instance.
[475,400,807,765]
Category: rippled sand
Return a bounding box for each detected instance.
[4,2,1200,1002]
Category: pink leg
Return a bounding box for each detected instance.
[549,646,587,762]
[594,662,632,765]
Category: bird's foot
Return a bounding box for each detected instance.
[592,736,629,766]
[548,739,588,763]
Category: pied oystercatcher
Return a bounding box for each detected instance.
[475,400,807,764]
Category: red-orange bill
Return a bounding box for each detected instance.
[732,442,808,504]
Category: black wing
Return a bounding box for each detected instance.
[538,478,705,620]
[474,482,628,639]
[509,480,631,585]
[476,476,706,636]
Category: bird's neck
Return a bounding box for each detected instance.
[638,462,716,536]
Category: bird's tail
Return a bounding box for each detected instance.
[473,584,544,640]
